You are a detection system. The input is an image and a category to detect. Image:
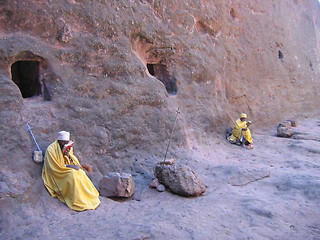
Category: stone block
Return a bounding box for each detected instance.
[99,172,135,198]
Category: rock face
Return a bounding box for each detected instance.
[0,0,319,235]
[155,164,206,196]
[99,172,135,198]
[0,0,320,179]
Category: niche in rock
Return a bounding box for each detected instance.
[230,8,238,20]
[131,34,177,96]
[147,63,177,95]
[278,50,284,62]
[11,52,52,101]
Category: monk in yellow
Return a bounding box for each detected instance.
[42,131,100,211]
[229,113,253,149]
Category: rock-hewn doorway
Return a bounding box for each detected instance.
[11,60,41,98]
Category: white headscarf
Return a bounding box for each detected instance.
[57,131,70,141]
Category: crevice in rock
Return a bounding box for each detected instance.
[195,20,221,37]
[230,8,236,20]
[309,61,313,71]
[278,50,284,62]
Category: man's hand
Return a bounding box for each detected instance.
[66,165,80,170]
[64,148,71,157]
[82,163,93,173]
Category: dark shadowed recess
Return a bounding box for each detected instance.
[11,60,41,98]
[10,51,52,101]
[147,63,177,95]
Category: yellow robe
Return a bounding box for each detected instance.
[229,118,253,144]
[42,140,100,211]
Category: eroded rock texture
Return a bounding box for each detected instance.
[0,0,319,206]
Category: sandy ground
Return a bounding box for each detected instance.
[1,118,320,240]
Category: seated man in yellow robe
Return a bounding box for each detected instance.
[42,131,100,211]
[228,113,253,149]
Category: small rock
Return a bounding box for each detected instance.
[99,172,135,198]
[156,184,165,192]
[32,150,43,163]
[149,178,160,188]
[288,120,298,127]
[158,158,176,165]
[57,18,72,43]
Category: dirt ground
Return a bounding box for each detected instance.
[1,118,320,240]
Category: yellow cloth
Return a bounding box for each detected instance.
[229,118,253,144]
[42,140,100,211]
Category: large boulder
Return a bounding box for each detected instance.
[99,172,135,198]
[155,163,206,197]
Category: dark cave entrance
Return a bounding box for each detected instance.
[147,63,177,95]
[11,61,42,98]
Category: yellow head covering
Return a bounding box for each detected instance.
[240,113,247,119]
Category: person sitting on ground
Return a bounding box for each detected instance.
[42,131,100,211]
[228,113,253,149]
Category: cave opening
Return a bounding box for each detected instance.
[147,63,155,76]
[11,61,42,98]
[146,63,177,95]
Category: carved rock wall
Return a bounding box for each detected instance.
[0,0,319,178]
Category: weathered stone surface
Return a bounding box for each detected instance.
[0,170,35,198]
[155,164,206,197]
[99,173,135,198]
[57,18,73,43]
[228,168,270,186]
[270,174,320,200]
[209,165,271,187]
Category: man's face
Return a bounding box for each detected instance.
[58,140,69,149]
[240,118,247,122]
